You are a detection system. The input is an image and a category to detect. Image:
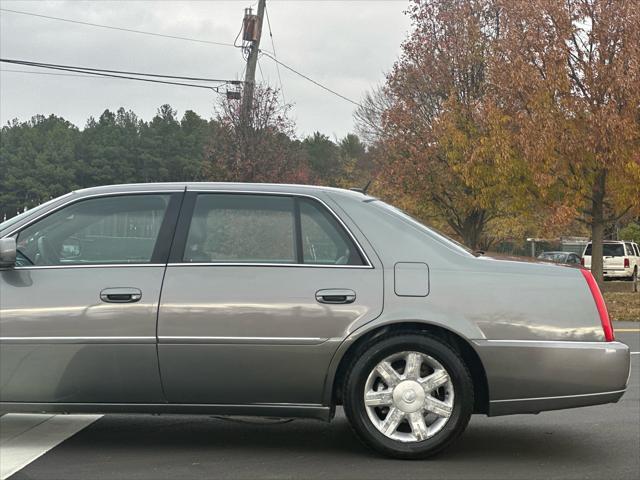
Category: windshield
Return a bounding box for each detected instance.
[584,243,625,257]
[0,193,73,232]
[538,252,567,262]
[369,199,475,257]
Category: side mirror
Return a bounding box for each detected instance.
[0,237,17,268]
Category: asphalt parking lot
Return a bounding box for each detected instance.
[2,325,639,480]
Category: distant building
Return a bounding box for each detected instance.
[561,236,589,255]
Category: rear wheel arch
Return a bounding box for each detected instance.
[329,321,490,415]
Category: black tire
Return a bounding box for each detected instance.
[343,332,474,459]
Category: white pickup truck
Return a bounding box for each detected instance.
[581,240,640,281]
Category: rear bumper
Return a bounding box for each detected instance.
[603,269,632,278]
[473,340,630,416]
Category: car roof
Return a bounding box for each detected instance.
[71,182,372,200]
[585,240,626,244]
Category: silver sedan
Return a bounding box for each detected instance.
[0,183,631,458]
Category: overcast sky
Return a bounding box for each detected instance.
[0,0,411,139]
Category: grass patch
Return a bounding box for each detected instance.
[603,292,640,322]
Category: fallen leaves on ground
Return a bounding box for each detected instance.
[603,292,640,322]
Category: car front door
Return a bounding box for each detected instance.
[0,191,181,404]
[157,190,383,406]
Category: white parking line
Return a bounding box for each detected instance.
[0,413,102,480]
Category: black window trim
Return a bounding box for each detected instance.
[293,198,304,264]
[168,191,373,269]
[6,191,184,270]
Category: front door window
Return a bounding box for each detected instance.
[16,194,171,266]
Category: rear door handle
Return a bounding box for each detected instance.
[315,289,356,304]
[100,287,142,303]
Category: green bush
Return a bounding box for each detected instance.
[620,222,640,243]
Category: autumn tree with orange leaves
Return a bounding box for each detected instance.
[363,0,534,250]
[492,0,640,283]
[364,0,639,278]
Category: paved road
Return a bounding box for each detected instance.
[4,327,640,480]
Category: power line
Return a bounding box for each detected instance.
[1,58,241,84]
[0,68,229,89]
[0,8,236,48]
[1,6,361,107]
[264,4,285,105]
[0,59,230,92]
[1,68,103,80]
[260,51,361,107]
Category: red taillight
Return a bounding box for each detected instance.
[580,257,585,266]
[624,258,630,268]
[580,269,614,341]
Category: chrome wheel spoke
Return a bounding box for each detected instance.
[404,352,422,380]
[376,361,402,388]
[364,389,394,407]
[408,411,428,441]
[419,369,449,393]
[424,396,452,418]
[364,350,455,442]
[380,407,404,436]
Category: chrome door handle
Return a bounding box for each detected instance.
[100,287,142,303]
[315,289,356,304]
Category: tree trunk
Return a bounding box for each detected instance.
[450,209,487,251]
[590,169,607,286]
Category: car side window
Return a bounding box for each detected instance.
[624,242,633,256]
[181,194,365,266]
[183,194,296,263]
[15,194,171,266]
[299,198,364,266]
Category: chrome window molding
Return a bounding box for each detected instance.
[3,188,376,270]
[0,189,184,239]
[186,188,375,268]
[167,262,372,269]
[13,264,166,271]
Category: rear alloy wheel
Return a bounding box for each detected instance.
[343,333,474,459]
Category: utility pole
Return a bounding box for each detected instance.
[240,0,266,127]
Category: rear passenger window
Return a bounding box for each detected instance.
[299,198,364,266]
[183,194,296,263]
[181,194,365,266]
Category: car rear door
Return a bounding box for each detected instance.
[0,190,182,404]
[157,188,383,406]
